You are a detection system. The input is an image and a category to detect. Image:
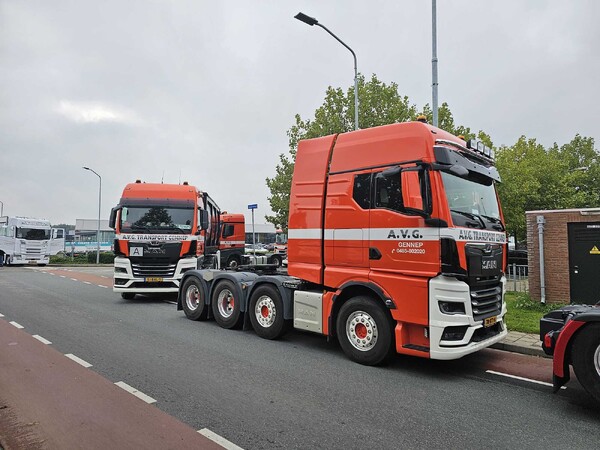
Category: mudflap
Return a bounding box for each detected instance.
[553,373,569,393]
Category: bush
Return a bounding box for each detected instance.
[505,292,568,334]
[87,252,115,264]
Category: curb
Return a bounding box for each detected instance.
[491,341,550,358]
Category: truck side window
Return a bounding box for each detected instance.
[375,175,404,212]
[353,173,371,209]
[222,224,234,238]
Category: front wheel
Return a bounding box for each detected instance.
[226,255,240,270]
[181,276,208,321]
[121,292,136,300]
[572,323,600,403]
[211,280,242,329]
[336,296,394,366]
[248,285,289,340]
[269,255,282,268]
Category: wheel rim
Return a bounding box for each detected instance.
[228,259,239,269]
[594,343,600,377]
[217,289,235,318]
[255,295,276,328]
[346,311,378,352]
[185,284,200,311]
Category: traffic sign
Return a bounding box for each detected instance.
[248,204,258,210]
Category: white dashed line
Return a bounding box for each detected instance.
[99,285,108,289]
[84,281,92,285]
[49,273,55,275]
[198,428,244,450]
[114,381,157,404]
[33,335,52,345]
[486,370,566,389]
[0,313,4,317]
[65,353,93,368]
[70,278,78,281]
[60,275,66,278]
[9,321,24,329]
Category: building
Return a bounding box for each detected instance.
[244,223,277,244]
[526,207,600,304]
[66,219,114,253]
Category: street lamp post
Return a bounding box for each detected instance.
[83,166,101,264]
[432,0,439,127]
[294,12,359,130]
[0,200,3,217]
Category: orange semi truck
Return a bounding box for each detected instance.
[109,181,221,299]
[177,122,508,364]
[219,212,246,269]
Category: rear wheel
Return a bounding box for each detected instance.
[336,296,394,366]
[226,255,240,270]
[211,280,242,329]
[269,255,282,268]
[181,276,207,320]
[121,292,136,300]
[248,285,289,340]
[572,323,600,403]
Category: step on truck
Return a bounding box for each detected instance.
[177,121,508,365]
[109,181,221,300]
[541,304,600,403]
[0,216,65,266]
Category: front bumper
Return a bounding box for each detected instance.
[113,256,197,293]
[428,275,507,360]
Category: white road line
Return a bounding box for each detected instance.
[60,275,66,278]
[0,313,4,317]
[98,285,108,289]
[114,381,157,404]
[70,278,78,281]
[198,428,244,450]
[9,321,24,329]
[49,273,55,275]
[65,353,93,368]
[83,281,92,285]
[486,370,566,389]
[33,335,52,345]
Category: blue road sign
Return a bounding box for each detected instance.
[248,203,258,210]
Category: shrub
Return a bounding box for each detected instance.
[87,252,115,264]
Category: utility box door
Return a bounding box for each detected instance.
[568,222,600,304]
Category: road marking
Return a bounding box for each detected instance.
[198,428,244,450]
[70,278,78,281]
[99,285,108,289]
[49,273,55,275]
[65,353,93,368]
[60,275,66,278]
[33,335,52,345]
[163,300,178,305]
[10,321,24,329]
[486,370,566,389]
[83,281,92,285]
[114,381,157,404]
[0,313,4,317]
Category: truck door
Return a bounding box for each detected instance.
[368,166,440,321]
[50,228,65,255]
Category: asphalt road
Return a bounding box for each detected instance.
[1,266,599,449]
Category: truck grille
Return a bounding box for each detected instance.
[470,283,502,321]
[131,263,176,278]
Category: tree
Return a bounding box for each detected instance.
[266,74,484,229]
[496,135,600,242]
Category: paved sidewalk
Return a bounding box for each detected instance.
[491,330,548,358]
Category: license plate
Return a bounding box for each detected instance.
[145,277,163,282]
[28,261,37,265]
[484,316,497,328]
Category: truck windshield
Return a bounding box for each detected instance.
[441,172,502,229]
[15,228,51,240]
[120,206,194,233]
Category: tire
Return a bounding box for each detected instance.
[226,255,240,270]
[269,255,282,268]
[121,292,136,300]
[336,296,394,366]
[181,276,208,321]
[211,280,242,329]
[248,284,289,340]
[571,323,600,403]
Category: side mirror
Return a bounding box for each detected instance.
[447,165,469,177]
[377,166,401,179]
[109,207,119,229]
[200,210,209,230]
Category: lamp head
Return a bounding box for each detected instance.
[295,12,318,26]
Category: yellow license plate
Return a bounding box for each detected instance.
[484,316,497,328]
[145,277,163,282]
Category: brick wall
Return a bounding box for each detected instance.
[526,209,600,303]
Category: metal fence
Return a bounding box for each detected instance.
[506,264,529,292]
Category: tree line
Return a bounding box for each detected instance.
[265,74,599,243]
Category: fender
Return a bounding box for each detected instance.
[177,270,211,311]
[208,271,259,314]
[551,319,586,391]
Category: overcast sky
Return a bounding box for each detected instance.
[1,0,598,226]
